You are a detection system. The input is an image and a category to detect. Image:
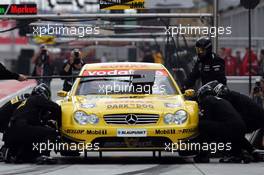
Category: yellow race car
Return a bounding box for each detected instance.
[57,62,198,155]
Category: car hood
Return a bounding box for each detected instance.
[71,95,186,115]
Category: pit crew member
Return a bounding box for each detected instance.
[206,80,264,161]
[183,37,226,90]
[195,84,247,163]
[0,94,30,161]
[4,83,61,163]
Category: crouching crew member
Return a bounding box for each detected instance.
[0,94,30,161]
[195,84,247,163]
[205,80,264,161]
[3,83,61,163]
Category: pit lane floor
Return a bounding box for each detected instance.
[0,79,263,175]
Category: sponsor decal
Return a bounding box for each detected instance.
[155,129,176,135]
[65,129,85,134]
[107,103,154,109]
[178,128,197,134]
[10,96,20,104]
[99,0,144,10]
[0,4,37,15]
[82,69,168,76]
[164,103,182,108]
[83,69,134,76]
[80,103,96,109]
[87,130,107,135]
[117,128,147,137]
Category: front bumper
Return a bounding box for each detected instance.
[61,124,198,151]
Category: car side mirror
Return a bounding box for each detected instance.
[184,89,195,97]
[57,90,67,97]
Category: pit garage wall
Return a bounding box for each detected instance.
[227,76,260,96]
[219,1,264,54]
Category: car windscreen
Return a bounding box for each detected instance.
[75,69,178,95]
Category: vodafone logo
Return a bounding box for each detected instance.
[82,69,168,76]
[83,70,134,76]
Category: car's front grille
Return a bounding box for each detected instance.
[104,114,159,125]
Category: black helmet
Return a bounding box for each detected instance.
[213,83,229,98]
[202,80,229,98]
[203,80,219,89]
[197,84,214,102]
[18,93,30,101]
[195,36,212,59]
[32,83,51,100]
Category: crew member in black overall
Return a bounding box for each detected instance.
[183,37,226,90]
[0,94,30,161]
[205,80,264,162]
[3,83,61,163]
[60,49,84,91]
[194,84,247,163]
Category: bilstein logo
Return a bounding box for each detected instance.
[155,129,176,135]
[0,4,37,15]
[87,130,107,135]
[99,0,144,10]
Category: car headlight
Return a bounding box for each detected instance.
[174,110,188,124]
[164,113,175,124]
[74,111,99,125]
[164,110,188,125]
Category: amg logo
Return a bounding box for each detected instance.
[155,129,176,135]
[87,130,107,135]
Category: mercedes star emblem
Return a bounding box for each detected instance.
[125,114,138,125]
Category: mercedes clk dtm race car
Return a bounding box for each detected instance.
[57,62,199,154]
